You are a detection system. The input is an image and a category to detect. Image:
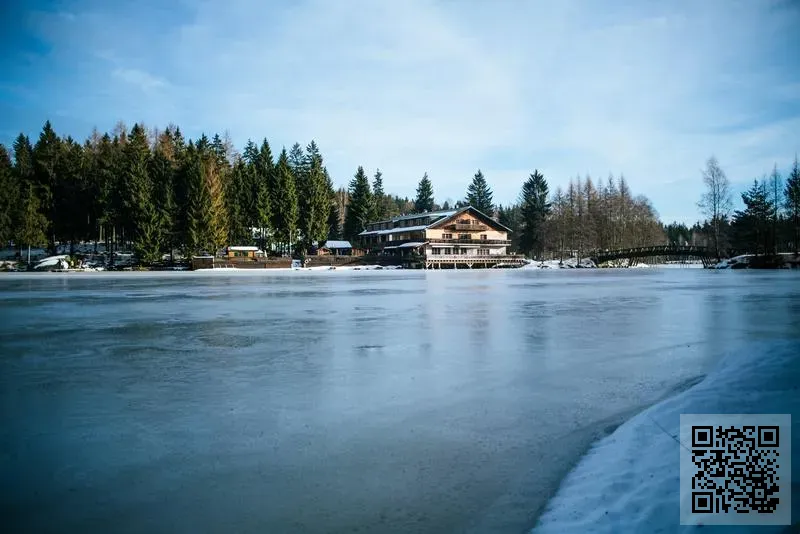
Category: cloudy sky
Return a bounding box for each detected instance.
[1,0,799,223]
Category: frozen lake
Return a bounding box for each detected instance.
[1,269,798,533]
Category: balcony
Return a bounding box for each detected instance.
[449,222,487,231]
[429,238,510,245]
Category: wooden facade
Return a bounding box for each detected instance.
[358,206,525,269]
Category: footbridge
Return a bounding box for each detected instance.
[590,245,718,267]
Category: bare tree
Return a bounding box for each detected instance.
[697,156,733,259]
[769,164,782,254]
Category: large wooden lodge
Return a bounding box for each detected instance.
[358,206,525,269]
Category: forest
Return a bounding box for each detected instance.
[1,121,797,265]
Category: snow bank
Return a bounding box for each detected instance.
[532,339,799,533]
[523,258,597,269]
[713,255,752,269]
[34,255,71,270]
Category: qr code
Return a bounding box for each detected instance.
[680,414,791,526]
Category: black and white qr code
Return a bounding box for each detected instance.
[680,414,791,526]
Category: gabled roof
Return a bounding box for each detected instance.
[428,206,512,233]
[359,205,511,236]
[359,224,430,236]
[370,209,458,226]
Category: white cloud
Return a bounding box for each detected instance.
[13,0,800,222]
[111,68,168,93]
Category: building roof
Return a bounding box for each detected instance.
[369,209,458,226]
[361,206,512,236]
[398,242,427,248]
[322,240,352,249]
[228,246,259,251]
[359,224,431,237]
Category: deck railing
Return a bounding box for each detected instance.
[429,238,510,245]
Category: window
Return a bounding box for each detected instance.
[459,234,470,240]
[478,248,490,255]
[442,233,452,239]
[480,234,487,240]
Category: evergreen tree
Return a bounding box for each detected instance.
[372,169,392,220]
[124,124,162,263]
[0,145,18,245]
[150,136,179,259]
[497,204,521,253]
[732,180,774,255]
[466,169,494,215]
[17,182,48,265]
[227,159,252,245]
[785,156,800,254]
[202,155,229,254]
[272,149,299,251]
[298,141,330,252]
[32,121,61,250]
[414,173,435,213]
[254,139,274,249]
[519,170,551,258]
[184,145,209,254]
[53,137,88,253]
[343,166,373,241]
[326,171,342,240]
[288,142,305,174]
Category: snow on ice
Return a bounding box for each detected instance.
[532,339,799,533]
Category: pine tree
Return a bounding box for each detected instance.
[498,204,521,253]
[32,121,61,250]
[272,149,299,251]
[785,156,800,254]
[185,146,208,255]
[254,139,274,249]
[124,124,162,263]
[519,170,551,258]
[414,173,435,213]
[343,166,373,241]
[298,141,330,252]
[203,155,229,254]
[732,180,774,255]
[466,170,494,215]
[372,169,391,220]
[151,136,180,259]
[227,159,252,245]
[326,171,342,240]
[18,182,48,265]
[0,145,18,246]
[54,137,88,254]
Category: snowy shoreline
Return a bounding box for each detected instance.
[531,340,799,533]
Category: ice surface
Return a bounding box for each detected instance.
[532,339,800,534]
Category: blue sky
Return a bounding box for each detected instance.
[1,0,799,224]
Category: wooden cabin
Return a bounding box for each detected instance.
[224,246,263,259]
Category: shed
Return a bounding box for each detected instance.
[225,246,263,259]
[319,240,352,256]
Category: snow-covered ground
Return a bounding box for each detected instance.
[532,339,799,533]
[523,258,598,269]
[713,255,752,269]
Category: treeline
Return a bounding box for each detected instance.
[694,156,800,256]
[0,121,347,263]
[497,174,665,260]
[0,120,669,263]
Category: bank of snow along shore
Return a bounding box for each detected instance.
[532,339,799,533]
